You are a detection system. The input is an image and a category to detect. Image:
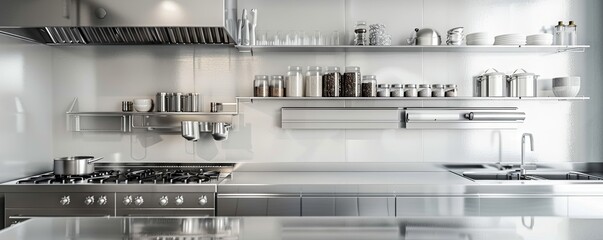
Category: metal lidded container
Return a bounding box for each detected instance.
[190,93,201,112]
[155,92,168,112]
[390,84,403,97]
[476,68,507,97]
[169,93,183,112]
[507,69,538,97]
[432,84,445,97]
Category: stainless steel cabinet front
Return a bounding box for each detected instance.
[217,195,301,216]
[480,196,568,216]
[302,197,395,216]
[396,196,479,216]
[568,197,603,217]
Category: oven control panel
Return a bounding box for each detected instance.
[116,193,214,209]
[6,193,114,209]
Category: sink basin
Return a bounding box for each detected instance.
[460,171,603,181]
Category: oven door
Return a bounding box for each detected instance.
[117,209,214,217]
[5,209,112,228]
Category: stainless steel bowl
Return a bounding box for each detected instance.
[416,28,442,46]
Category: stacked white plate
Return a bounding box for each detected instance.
[526,34,553,45]
[494,34,527,45]
[466,32,494,45]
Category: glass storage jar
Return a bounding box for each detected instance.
[270,75,285,97]
[342,66,361,97]
[362,75,377,97]
[353,21,369,46]
[322,66,341,97]
[254,75,269,97]
[285,66,304,97]
[377,84,391,97]
[404,84,418,97]
[418,84,432,97]
[390,84,403,97]
[432,84,445,97]
[445,84,458,97]
[305,66,323,97]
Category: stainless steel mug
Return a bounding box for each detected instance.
[155,92,168,112]
[170,93,183,112]
[211,122,231,141]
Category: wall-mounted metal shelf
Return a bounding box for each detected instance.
[66,98,238,133]
[236,45,590,54]
[237,96,590,102]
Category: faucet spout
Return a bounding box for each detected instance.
[520,133,535,175]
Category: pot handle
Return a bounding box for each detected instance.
[483,68,500,75]
[87,157,104,164]
[512,68,528,75]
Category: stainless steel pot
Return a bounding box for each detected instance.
[53,156,103,175]
[476,68,507,97]
[507,68,538,97]
[415,28,442,46]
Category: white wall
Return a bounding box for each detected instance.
[50,0,603,164]
[0,35,53,181]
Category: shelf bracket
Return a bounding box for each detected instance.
[557,47,585,53]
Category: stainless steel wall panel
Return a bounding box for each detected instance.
[396,197,479,216]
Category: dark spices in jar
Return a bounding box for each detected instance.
[342,66,361,97]
[322,72,341,97]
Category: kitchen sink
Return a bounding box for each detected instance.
[460,171,603,181]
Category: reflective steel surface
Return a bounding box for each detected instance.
[1,216,602,240]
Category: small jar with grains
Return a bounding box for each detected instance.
[361,75,377,97]
[432,84,445,97]
[404,84,418,97]
[305,66,323,97]
[377,84,391,97]
[418,84,431,97]
[390,84,403,97]
[322,66,341,97]
[285,66,304,97]
[445,84,458,97]
[270,75,285,97]
[342,66,361,97]
[254,75,269,97]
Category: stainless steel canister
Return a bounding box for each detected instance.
[181,94,192,112]
[155,92,168,112]
[476,68,507,97]
[190,93,201,112]
[170,92,183,112]
[507,69,538,97]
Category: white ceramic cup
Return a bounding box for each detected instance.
[133,99,153,112]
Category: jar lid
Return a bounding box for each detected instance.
[307,66,322,71]
[418,84,431,88]
[445,84,457,88]
[326,66,340,72]
[432,84,444,88]
[557,21,565,27]
[391,84,403,88]
[377,84,390,88]
[345,66,360,72]
[568,21,576,27]
[271,75,284,80]
[254,75,269,80]
[288,66,302,71]
[404,84,416,88]
[362,75,377,80]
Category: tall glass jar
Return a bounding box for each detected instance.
[270,75,285,97]
[377,84,390,97]
[285,66,303,97]
[418,84,431,97]
[353,21,369,46]
[322,66,341,97]
[305,66,323,97]
[390,84,403,97]
[432,84,445,97]
[404,84,418,97]
[253,75,269,97]
[361,75,377,97]
[342,66,361,97]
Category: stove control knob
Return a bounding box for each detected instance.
[134,196,144,206]
[159,196,168,206]
[97,196,107,206]
[59,196,70,206]
[198,195,208,206]
[123,195,132,206]
[175,196,184,206]
[84,196,95,206]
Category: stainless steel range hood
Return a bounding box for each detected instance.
[0,0,238,45]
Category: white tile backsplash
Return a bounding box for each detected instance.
[42,0,603,163]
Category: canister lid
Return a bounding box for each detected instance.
[418,84,431,88]
[391,84,402,88]
[377,84,390,88]
[511,69,536,77]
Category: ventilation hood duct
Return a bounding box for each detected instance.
[0,0,238,45]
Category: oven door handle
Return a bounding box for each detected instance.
[9,215,112,219]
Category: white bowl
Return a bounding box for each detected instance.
[552,76,581,87]
[553,86,580,97]
[134,104,153,112]
[133,98,153,105]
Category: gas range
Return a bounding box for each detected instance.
[2,163,234,228]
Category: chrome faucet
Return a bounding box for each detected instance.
[520,133,536,175]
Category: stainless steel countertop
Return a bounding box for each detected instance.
[0,216,601,240]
